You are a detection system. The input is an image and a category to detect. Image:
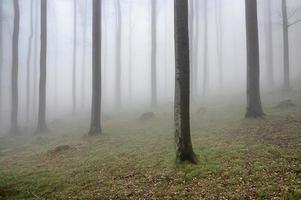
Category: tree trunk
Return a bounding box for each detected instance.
[36,0,48,133]
[128,1,133,103]
[282,0,290,91]
[215,0,223,88]
[115,0,122,108]
[265,0,274,88]
[81,0,88,108]
[245,0,265,118]
[33,0,39,122]
[26,0,34,122]
[0,0,3,118]
[89,0,102,136]
[10,0,20,135]
[151,0,157,108]
[72,0,77,114]
[174,0,197,164]
[202,0,208,99]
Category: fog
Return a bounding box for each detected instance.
[0,0,301,133]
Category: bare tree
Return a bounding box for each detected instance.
[0,0,3,117]
[174,0,197,164]
[10,0,20,135]
[215,0,223,88]
[36,0,48,133]
[115,0,122,108]
[282,0,290,91]
[89,0,102,135]
[151,0,157,108]
[264,0,274,88]
[26,0,34,122]
[202,0,208,99]
[128,0,133,103]
[33,0,39,121]
[245,0,265,118]
[72,0,77,114]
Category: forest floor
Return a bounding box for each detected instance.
[0,91,301,199]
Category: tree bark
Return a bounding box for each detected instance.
[174,0,197,164]
[245,0,265,118]
[265,0,274,88]
[215,0,223,88]
[72,0,77,114]
[36,0,48,133]
[151,0,157,108]
[26,0,34,122]
[10,0,20,135]
[89,0,102,136]
[115,0,122,108]
[282,0,290,91]
[202,0,208,100]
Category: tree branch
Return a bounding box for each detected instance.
[288,18,301,28]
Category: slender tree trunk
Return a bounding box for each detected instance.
[0,0,3,118]
[151,0,157,108]
[202,0,208,99]
[89,0,102,135]
[245,0,265,118]
[72,0,77,114]
[174,0,197,164]
[10,0,20,135]
[33,0,39,121]
[26,0,34,122]
[81,0,88,108]
[193,0,199,98]
[36,0,48,133]
[115,0,122,108]
[282,0,290,91]
[128,1,133,103]
[265,0,274,88]
[189,0,195,98]
[215,0,223,88]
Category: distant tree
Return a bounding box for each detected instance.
[115,0,122,108]
[89,0,102,135]
[33,0,39,121]
[72,0,77,114]
[174,0,197,164]
[10,0,20,135]
[128,0,133,102]
[215,0,223,88]
[282,0,290,91]
[26,0,34,122]
[36,0,48,133]
[202,0,208,99]
[0,0,3,116]
[245,0,265,118]
[151,0,157,108]
[264,0,274,88]
[189,0,196,97]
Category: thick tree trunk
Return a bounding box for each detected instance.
[202,0,208,99]
[72,0,77,114]
[151,0,157,108]
[245,0,265,118]
[10,0,20,135]
[215,0,223,88]
[89,0,102,136]
[265,0,274,88]
[26,0,34,122]
[115,0,122,108]
[36,0,48,133]
[282,0,290,91]
[174,0,197,164]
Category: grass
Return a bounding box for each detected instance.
[0,92,301,199]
